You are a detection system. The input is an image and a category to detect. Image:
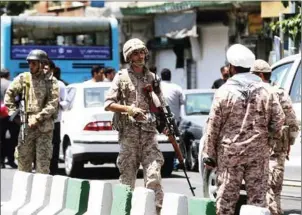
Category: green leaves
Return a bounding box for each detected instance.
[269,12,301,42]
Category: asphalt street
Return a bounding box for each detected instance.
[1,164,301,214]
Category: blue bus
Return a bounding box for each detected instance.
[1,16,119,83]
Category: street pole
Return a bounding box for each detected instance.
[279,13,284,58]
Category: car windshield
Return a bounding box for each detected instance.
[84,87,110,108]
[270,61,294,88]
[185,92,214,115]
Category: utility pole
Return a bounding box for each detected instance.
[279,13,284,58]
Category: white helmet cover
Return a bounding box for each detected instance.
[123,38,149,62]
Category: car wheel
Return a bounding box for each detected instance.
[203,168,218,201]
[161,153,174,177]
[64,145,84,177]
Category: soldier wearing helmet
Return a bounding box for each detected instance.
[202,44,285,215]
[4,49,59,174]
[104,38,166,213]
[251,59,299,215]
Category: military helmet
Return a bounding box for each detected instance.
[250,59,271,73]
[123,38,148,62]
[26,49,49,62]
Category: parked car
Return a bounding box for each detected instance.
[60,82,175,177]
[178,89,215,171]
[198,53,301,200]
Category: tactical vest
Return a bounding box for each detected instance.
[111,69,160,132]
[21,72,58,120]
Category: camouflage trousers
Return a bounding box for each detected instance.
[117,126,165,208]
[266,152,286,215]
[15,127,53,174]
[216,157,269,215]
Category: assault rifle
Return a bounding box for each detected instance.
[9,76,28,144]
[144,72,196,196]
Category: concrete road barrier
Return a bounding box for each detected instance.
[110,184,132,215]
[188,197,216,215]
[240,205,271,215]
[17,173,52,215]
[37,175,69,215]
[57,178,90,215]
[1,171,34,215]
[84,181,112,215]
[4,171,259,215]
[161,193,188,215]
[130,187,157,215]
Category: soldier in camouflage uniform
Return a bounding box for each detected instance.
[104,38,165,212]
[4,49,59,174]
[202,44,285,215]
[251,59,299,215]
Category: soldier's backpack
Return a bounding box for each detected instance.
[111,69,130,131]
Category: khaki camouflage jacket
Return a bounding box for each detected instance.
[269,84,300,153]
[202,73,285,167]
[4,71,59,133]
[104,67,166,133]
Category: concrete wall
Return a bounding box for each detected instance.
[196,23,229,89]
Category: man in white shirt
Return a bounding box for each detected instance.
[103,67,116,82]
[50,65,68,175]
[160,68,184,124]
[85,65,104,83]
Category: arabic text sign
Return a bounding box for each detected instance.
[11,45,111,60]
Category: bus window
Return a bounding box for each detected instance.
[2,16,119,84]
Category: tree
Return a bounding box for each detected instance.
[270,1,301,43]
[0,1,37,16]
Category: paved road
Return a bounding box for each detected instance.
[1,164,301,215]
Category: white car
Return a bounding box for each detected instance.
[59,82,175,177]
[198,53,301,200]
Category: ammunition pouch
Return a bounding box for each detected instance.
[112,112,128,132]
[273,125,290,153]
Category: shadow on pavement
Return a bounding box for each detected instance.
[56,166,185,180]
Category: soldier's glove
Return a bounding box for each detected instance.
[127,106,146,120]
[28,116,39,128]
[203,157,216,169]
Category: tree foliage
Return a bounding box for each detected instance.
[270,1,301,42]
[0,1,37,15]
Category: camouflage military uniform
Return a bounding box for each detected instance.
[4,71,59,174]
[266,86,299,215]
[104,67,165,208]
[202,73,285,215]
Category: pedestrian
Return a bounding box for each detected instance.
[104,38,166,214]
[0,69,18,169]
[211,65,230,89]
[4,49,59,174]
[160,68,184,170]
[103,67,116,82]
[250,59,299,215]
[85,65,104,83]
[160,68,184,124]
[202,44,285,215]
[49,64,68,175]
